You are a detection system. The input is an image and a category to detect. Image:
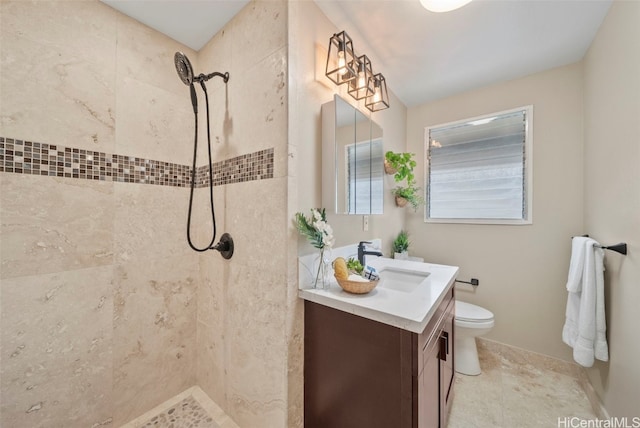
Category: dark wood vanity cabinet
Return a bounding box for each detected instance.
[304,287,455,428]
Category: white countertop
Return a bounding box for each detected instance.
[298,256,459,334]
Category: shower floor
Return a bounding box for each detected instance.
[121,386,239,428]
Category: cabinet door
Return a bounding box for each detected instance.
[419,331,441,428]
[440,300,455,427]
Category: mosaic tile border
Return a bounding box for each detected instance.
[0,137,274,188]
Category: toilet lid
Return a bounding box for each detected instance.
[456,301,494,322]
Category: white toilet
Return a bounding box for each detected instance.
[454,301,495,376]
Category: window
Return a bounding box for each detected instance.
[346,139,384,214]
[425,106,533,224]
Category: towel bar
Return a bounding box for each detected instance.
[575,235,628,256]
[595,243,627,255]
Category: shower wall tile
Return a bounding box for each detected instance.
[196,177,290,427]
[196,148,274,187]
[0,0,117,46]
[198,22,232,94]
[193,1,292,426]
[198,1,286,170]
[115,12,198,99]
[0,173,114,280]
[0,137,274,188]
[113,182,191,264]
[228,48,288,178]
[0,1,117,152]
[286,173,304,428]
[195,202,228,409]
[112,254,198,427]
[193,183,228,410]
[114,77,195,166]
[0,265,114,428]
[224,261,287,428]
[196,313,227,410]
[228,0,287,74]
[2,1,294,427]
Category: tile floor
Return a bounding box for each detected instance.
[120,387,239,428]
[447,338,598,428]
[123,339,598,428]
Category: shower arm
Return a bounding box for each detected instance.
[194,72,229,84]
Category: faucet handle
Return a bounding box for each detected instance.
[358,241,372,247]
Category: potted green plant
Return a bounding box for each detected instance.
[392,230,410,260]
[346,257,364,275]
[385,151,423,210]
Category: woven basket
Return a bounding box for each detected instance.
[395,196,408,207]
[384,159,397,175]
[335,276,379,294]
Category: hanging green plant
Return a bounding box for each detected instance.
[384,151,417,185]
[392,186,424,211]
[385,151,422,210]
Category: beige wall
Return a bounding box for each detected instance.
[406,63,585,361]
[583,0,640,417]
[289,0,408,258]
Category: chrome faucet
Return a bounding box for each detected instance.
[358,241,383,266]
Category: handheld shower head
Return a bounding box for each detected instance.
[175,52,198,113]
[174,52,194,85]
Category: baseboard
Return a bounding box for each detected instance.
[576,368,610,420]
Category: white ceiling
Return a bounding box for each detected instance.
[100,0,250,51]
[102,0,612,107]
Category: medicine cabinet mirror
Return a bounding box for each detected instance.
[322,94,384,215]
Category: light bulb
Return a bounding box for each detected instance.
[337,50,347,75]
[357,72,365,89]
[373,88,381,103]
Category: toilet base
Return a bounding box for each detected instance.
[454,335,481,376]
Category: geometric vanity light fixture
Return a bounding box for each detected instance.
[365,73,390,112]
[325,31,390,112]
[325,31,357,86]
[348,54,375,100]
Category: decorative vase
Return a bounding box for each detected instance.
[395,196,408,207]
[394,251,409,260]
[313,248,331,290]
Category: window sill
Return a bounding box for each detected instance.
[424,218,532,225]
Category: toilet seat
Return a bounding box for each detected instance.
[455,301,494,322]
[455,318,495,329]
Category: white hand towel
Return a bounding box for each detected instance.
[562,239,609,367]
[566,237,589,292]
[593,247,609,362]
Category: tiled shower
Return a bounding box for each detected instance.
[0,1,301,427]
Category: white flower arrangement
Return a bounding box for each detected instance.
[294,208,334,249]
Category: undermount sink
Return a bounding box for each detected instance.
[378,267,430,293]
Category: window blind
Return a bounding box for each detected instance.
[347,139,384,214]
[427,110,527,220]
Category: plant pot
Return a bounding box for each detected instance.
[384,159,397,175]
[395,196,408,207]
[394,251,409,260]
